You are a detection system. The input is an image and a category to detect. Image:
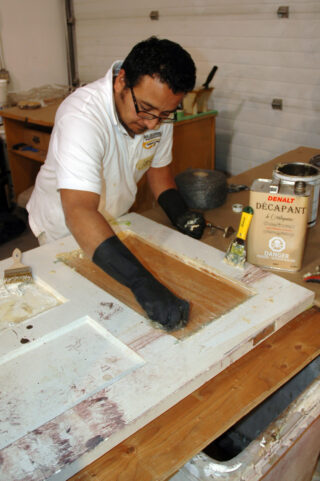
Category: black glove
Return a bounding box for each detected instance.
[92,236,189,331]
[158,188,206,239]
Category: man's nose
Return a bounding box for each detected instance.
[143,118,160,130]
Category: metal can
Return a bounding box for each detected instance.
[247,178,310,272]
[273,162,320,227]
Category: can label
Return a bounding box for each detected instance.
[247,179,309,271]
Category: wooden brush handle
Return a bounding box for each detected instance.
[11,248,25,269]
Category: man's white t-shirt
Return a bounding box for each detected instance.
[27,61,173,242]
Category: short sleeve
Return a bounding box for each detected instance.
[150,123,173,168]
[54,114,106,194]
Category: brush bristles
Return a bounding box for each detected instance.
[4,274,33,284]
[224,241,246,268]
[4,267,33,284]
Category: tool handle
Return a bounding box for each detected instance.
[206,220,219,229]
[11,248,25,269]
[203,65,218,89]
[236,207,254,240]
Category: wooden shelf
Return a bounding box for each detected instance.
[10,148,46,163]
[1,104,58,199]
[0,101,62,127]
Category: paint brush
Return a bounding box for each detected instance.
[4,248,33,284]
[224,206,254,268]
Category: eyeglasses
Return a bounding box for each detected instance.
[130,87,176,123]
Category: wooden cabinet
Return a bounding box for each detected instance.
[1,103,59,200]
[1,104,216,210]
[172,113,215,174]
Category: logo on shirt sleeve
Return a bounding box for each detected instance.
[136,155,154,171]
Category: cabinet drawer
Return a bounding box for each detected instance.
[23,128,51,152]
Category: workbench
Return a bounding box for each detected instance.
[0,147,319,481]
[71,146,320,480]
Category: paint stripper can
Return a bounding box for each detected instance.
[247,178,310,272]
[272,162,320,227]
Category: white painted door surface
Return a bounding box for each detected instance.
[0,214,314,481]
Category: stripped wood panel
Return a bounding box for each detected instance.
[58,232,251,340]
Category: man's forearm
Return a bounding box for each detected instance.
[147,165,176,200]
[60,188,190,330]
[60,189,115,258]
[66,206,115,258]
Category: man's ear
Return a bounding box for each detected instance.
[114,68,127,93]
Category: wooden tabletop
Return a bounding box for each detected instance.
[1,100,62,127]
[70,147,320,480]
[143,146,320,307]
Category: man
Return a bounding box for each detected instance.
[27,37,206,331]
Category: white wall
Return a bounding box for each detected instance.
[73,0,320,175]
[0,0,68,92]
[0,1,318,175]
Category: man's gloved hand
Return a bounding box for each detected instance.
[93,236,189,331]
[158,188,206,240]
[175,211,206,239]
[131,274,189,330]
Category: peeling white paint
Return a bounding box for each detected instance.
[0,213,315,481]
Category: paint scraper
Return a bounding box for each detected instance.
[224,206,254,268]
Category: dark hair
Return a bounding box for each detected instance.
[121,36,196,94]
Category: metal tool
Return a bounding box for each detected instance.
[202,66,218,89]
[224,206,254,268]
[205,220,235,238]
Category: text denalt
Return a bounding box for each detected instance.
[267,195,295,203]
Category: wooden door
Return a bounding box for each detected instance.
[0,213,313,481]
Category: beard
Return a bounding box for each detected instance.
[120,118,148,137]
[116,91,146,136]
